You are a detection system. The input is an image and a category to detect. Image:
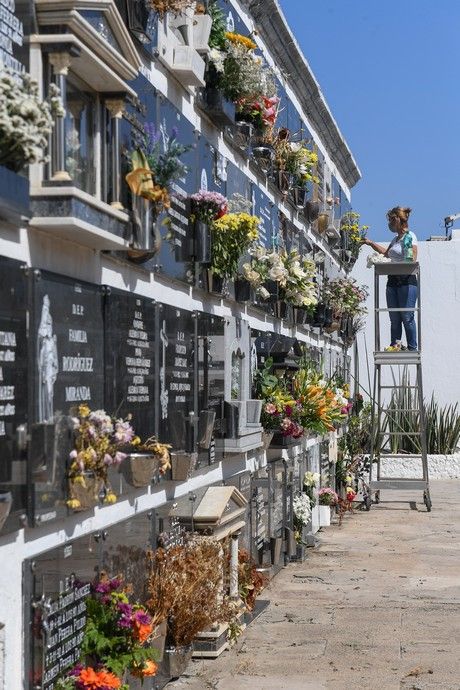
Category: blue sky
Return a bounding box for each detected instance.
[279,0,460,241]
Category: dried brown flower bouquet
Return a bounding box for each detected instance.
[147,537,233,647]
[148,0,196,18]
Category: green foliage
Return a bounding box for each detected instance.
[253,356,278,397]
[339,402,372,458]
[208,0,227,49]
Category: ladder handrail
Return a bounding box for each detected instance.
[374,262,421,352]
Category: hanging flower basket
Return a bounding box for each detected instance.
[119,453,163,488]
[67,473,104,512]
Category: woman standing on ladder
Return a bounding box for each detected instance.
[363,206,418,351]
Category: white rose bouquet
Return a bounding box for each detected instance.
[0,68,62,171]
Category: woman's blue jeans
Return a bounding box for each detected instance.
[386,282,418,350]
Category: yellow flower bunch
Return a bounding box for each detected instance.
[211,212,260,279]
[212,212,260,241]
[225,31,257,51]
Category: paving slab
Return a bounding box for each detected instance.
[168,480,460,690]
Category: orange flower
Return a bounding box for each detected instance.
[78,668,121,690]
[134,620,154,643]
[132,660,158,677]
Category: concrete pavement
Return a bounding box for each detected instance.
[169,480,460,690]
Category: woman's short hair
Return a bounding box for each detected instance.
[387,206,412,224]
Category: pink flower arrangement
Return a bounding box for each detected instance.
[318,487,339,506]
[190,189,228,223]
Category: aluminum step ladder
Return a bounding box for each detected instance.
[366,261,431,511]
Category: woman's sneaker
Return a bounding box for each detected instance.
[384,341,402,352]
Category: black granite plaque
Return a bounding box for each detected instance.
[0,0,27,73]
[197,313,225,466]
[25,537,100,690]
[0,257,28,534]
[104,288,156,440]
[25,512,156,689]
[158,305,195,450]
[30,271,104,525]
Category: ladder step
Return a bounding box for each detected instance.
[375,308,421,312]
[374,353,421,365]
[373,453,423,462]
[380,409,420,413]
[380,385,419,389]
[369,480,428,491]
[383,432,423,436]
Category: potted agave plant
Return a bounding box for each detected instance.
[66,405,136,511]
[125,123,192,264]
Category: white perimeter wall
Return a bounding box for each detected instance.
[352,237,460,408]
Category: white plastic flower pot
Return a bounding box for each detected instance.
[318,504,331,527]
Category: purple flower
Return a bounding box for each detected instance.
[104,453,113,466]
[114,451,127,465]
[69,449,78,460]
[133,609,152,626]
[170,126,178,140]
